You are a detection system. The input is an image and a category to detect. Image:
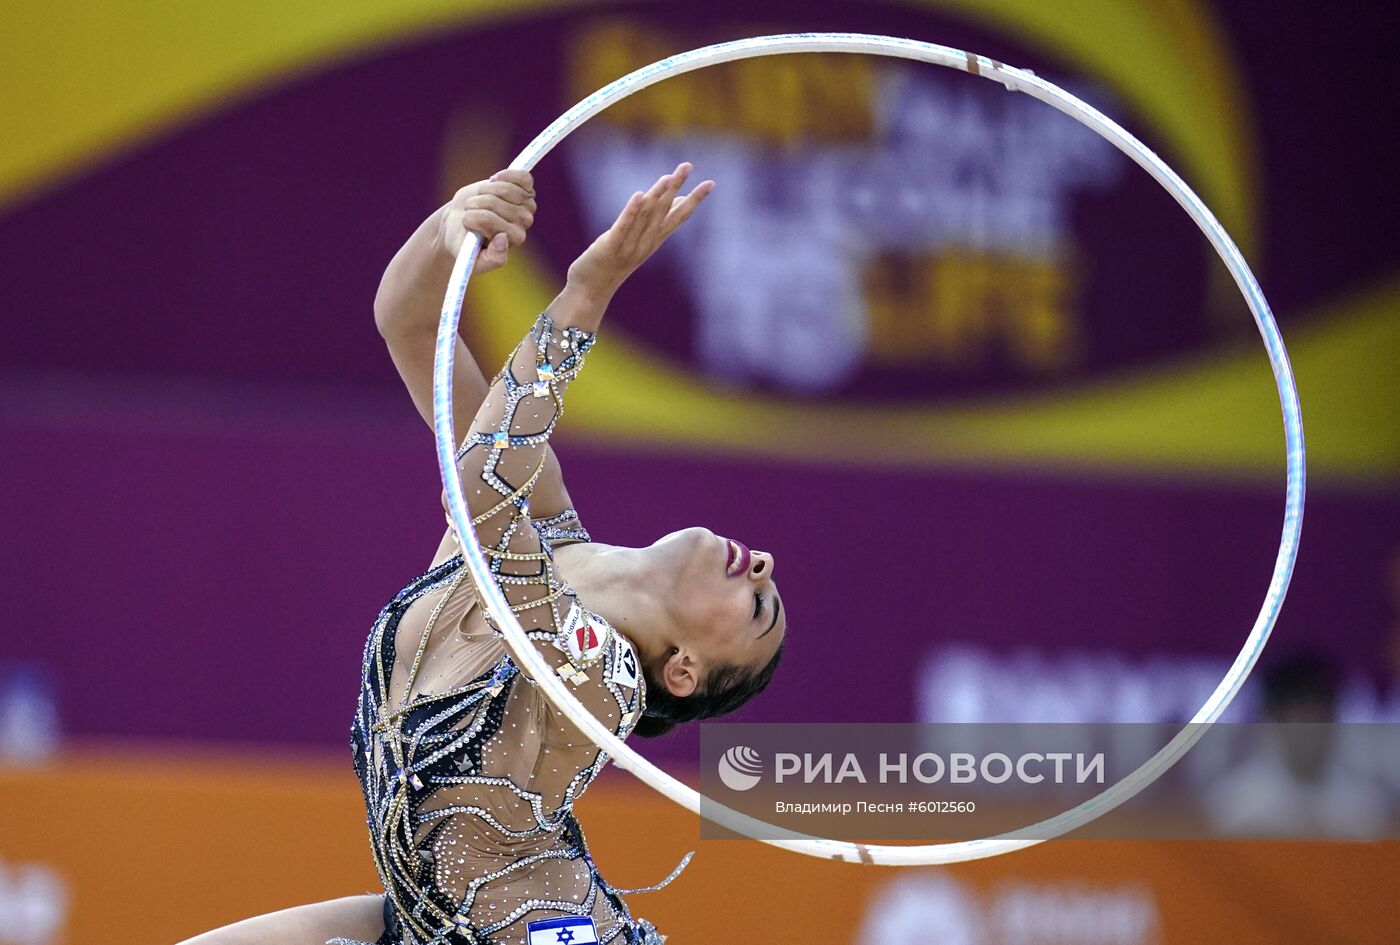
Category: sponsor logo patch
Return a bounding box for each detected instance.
[559,600,608,665]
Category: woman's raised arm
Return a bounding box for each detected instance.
[453,163,713,624]
[373,172,587,546]
[374,170,536,435]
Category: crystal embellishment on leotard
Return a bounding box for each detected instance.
[534,361,555,399]
[350,314,669,944]
[485,664,510,698]
[556,661,590,686]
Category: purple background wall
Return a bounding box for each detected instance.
[2,0,1397,763]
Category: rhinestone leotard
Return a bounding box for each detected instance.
[344,315,669,945]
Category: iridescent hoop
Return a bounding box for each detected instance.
[433,33,1305,865]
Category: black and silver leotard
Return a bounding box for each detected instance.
[343,315,668,945]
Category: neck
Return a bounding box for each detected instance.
[557,542,672,664]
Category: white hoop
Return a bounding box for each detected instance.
[432,33,1305,865]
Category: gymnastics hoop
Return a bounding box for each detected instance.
[433,33,1305,866]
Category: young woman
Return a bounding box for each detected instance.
[182,163,786,945]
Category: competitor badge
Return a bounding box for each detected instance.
[609,632,639,690]
[526,915,599,944]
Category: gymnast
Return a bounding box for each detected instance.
[181,163,786,945]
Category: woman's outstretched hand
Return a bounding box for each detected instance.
[439,169,537,274]
[566,162,715,301]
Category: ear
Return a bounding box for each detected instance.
[661,648,699,699]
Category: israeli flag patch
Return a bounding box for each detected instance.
[526,914,599,945]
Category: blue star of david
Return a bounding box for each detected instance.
[555,929,576,944]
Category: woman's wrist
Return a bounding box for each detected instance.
[549,277,618,332]
[565,262,628,297]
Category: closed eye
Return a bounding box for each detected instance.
[758,593,781,638]
[753,592,764,619]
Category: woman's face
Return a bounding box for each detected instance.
[648,526,786,689]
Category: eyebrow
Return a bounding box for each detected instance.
[758,594,781,638]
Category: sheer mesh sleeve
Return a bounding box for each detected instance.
[449,311,591,625]
[448,313,640,729]
[357,313,667,945]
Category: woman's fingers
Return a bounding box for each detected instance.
[662,179,715,235]
[628,176,670,238]
[644,164,685,201]
[453,183,533,254]
[457,181,534,206]
[652,169,691,229]
[600,164,709,263]
[634,164,690,232]
[564,162,713,292]
[461,193,533,227]
[486,169,535,206]
[460,209,527,247]
[440,169,534,270]
[452,177,535,245]
[613,192,645,232]
[490,168,533,193]
[653,163,691,209]
[617,165,685,257]
[651,166,690,224]
[478,231,511,271]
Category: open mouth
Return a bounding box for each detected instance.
[724,537,751,577]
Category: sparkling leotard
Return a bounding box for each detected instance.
[342,315,670,945]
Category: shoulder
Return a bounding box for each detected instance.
[546,599,644,736]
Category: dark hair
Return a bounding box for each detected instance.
[633,641,785,738]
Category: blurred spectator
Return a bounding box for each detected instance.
[0,664,59,764]
[0,860,67,945]
[1203,652,1392,838]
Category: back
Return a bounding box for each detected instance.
[350,518,647,943]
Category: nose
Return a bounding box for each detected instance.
[748,550,774,581]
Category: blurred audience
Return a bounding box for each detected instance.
[1203,651,1392,838]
